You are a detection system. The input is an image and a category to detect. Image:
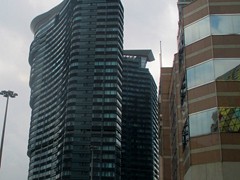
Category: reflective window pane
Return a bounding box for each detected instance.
[233,15,240,33]
[211,15,240,35]
[214,59,240,79]
[219,107,240,132]
[187,59,240,89]
[185,15,240,45]
[189,108,217,137]
[184,16,210,46]
[211,15,234,34]
[187,60,214,89]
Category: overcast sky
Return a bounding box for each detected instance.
[0,0,178,179]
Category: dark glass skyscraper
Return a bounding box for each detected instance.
[28,1,160,180]
[28,0,123,179]
[121,50,159,180]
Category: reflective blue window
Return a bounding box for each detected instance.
[187,60,214,88]
[211,15,240,35]
[185,15,240,45]
[189,108,217,137]
[214,59,240,78]
[185,16,210,45]
[187,59,240,89]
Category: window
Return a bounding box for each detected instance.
[184,16,210,45]
[219,107,240,132]
[189,108,217,137]
[184,14,240,45]
[102,163,115,168]
[187,60,214,88]
[211,15,240,35]
[182,118,189,150]
[102,146,115,151]
[104,113,117,118]
[187,59,240,89]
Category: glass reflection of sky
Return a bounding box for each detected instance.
[211,15,220,30]
[189,107,240,137]
[211,15,234,34]
[189,108,217,137]
[185,15,240,45]
[187,59,240,89]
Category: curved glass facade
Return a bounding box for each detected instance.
[28,0,123,179]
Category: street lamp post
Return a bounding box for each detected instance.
[90,146,94,180]
[90,145,97,180]
[0,90,18,168]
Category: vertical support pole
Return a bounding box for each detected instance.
[0,96,9,168]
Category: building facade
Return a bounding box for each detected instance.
[159,0,240,179]
[28,0,123,179]
[28,1,160,180]
[121,50,159,180]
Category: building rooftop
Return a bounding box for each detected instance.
[123,50,155,62]
[30,0,68,33]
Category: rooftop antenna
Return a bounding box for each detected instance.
[158,41,163,95]
[160,41,162,69]
[159,41,163,84]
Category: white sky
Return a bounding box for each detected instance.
[0,0,178,179]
